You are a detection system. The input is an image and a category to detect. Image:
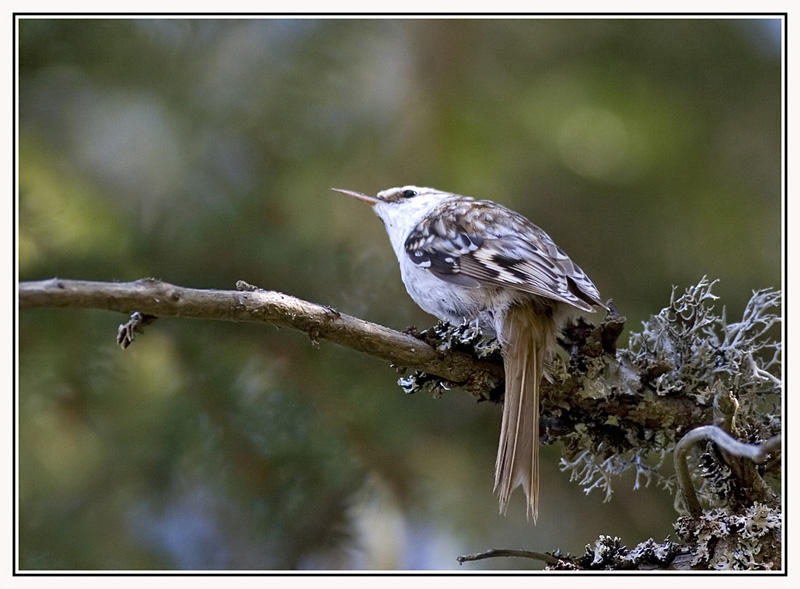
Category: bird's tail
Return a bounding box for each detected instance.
[494,304,553,523]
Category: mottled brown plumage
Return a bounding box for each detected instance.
[334,185,605,521]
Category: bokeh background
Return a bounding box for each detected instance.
[17,17,782,570]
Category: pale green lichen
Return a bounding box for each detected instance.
[544,500,782,570]
[560,277,781,507]
[674,502,782,570]
[546,534,682,570]
[397,320,502,398]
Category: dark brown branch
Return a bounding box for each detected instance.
[19,277,504,396]
[457,548,560,565]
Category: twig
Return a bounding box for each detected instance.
[457,548,560,566]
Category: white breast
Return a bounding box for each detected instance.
[372,192,520,330]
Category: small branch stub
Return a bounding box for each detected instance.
[116,312,158,349]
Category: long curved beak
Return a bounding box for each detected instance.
[331,188,379,207]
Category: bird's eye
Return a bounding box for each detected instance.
[402,189,417,198]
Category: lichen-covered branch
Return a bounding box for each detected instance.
[551,278,781,511]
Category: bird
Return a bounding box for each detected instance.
[333,185,606,522]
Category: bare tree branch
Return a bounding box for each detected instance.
[19,277,504,396]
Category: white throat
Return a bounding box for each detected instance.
[373,191,456,259]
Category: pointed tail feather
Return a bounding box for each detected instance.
[494,304,551,523]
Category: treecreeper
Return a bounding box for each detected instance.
[334,186,606,523]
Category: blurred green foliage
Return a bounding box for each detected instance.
[17,18,781,570]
